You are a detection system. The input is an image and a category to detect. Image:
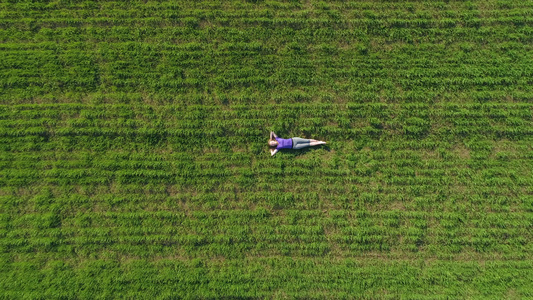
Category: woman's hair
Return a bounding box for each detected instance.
[268,139,278,148]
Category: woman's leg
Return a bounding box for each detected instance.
[310,140,326,146]
[293,137,325,149]
[292,137,310,150]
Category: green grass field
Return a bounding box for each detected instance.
[1,0,533,298]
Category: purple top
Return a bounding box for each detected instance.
[275,137,292,149]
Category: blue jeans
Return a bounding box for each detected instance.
[292,137,311,150]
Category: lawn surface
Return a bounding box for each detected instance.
[1,0,532,298]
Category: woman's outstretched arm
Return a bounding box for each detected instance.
[270,131,278,139]
[270,148,278,156]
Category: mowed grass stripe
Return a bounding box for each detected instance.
[1,1,533,104]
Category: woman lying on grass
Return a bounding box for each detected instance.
[268,131,326,156]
